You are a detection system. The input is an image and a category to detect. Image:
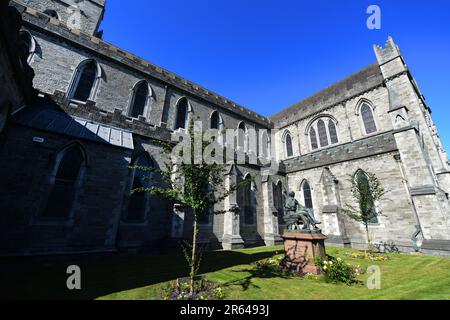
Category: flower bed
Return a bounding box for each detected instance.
[161,277,225,300]
[345,251,389,261]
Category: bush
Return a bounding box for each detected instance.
[161,277,225,300]
[317,255,362,285]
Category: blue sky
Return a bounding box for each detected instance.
[101,0,450,152]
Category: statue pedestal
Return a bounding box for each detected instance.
[281,232,327,275]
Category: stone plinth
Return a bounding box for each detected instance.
[282,232,327,275]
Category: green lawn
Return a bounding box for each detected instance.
[1,246,449,300]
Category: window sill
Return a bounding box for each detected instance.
[310,142,340,153]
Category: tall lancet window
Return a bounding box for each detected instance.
[175,98,189,130]
[317,119,328,148]
[355,169,378,223]
[310,127,318,150]
[285,133,293,158]
[43,145,85,218]
[210,111,220,129]
[127,154,154,222]
[129,82,150,118]
[301,180,314,217]
[273,181,284,224]
[238,174,256,225]
[361,103,377,134]
[328,121,338,144]
[69,60,100,102]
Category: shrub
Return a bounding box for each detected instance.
[253,255,292,277]
[317,255,362,285]
[161,277,225,300]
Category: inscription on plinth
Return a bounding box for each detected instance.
[282,232,327,275]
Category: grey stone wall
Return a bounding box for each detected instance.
[15,0,105,35]
[0,124,132,255]
[2,1,448,256]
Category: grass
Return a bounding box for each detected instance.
[1,246,449,300]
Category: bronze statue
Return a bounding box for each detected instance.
[284,191,321,232]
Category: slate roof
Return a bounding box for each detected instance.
[270,63,384,128]
[11,106,134,150]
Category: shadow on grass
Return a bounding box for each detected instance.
[0,249,279,300]
[222,265,294,292]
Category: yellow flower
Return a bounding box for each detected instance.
[323,266,327,270]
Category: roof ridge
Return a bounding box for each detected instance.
[270,63,382,124]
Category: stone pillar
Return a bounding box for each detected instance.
[222,165,244,250]
[261,175,282,246]
[320,168,350,247]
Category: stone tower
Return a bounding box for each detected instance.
[16,0,106,36]
[375,37,450,254]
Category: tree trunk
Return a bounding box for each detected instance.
[190,210,198,295]
[365,223,373,253]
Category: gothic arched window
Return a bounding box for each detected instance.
[43,145,85,218]
[239,174,255,225]
[355,170,378,223]
[129,81,150,118]
[285,133,294,158]
[302,181,313,211]
[308,117,339,151]
[127,154,154,222]
[175,98,188,130]
[310,127,318,150]
[328,121,339,144]
[317,119,328,148]
[273,181,284,224]
[210,111,220,129]
[69,60,100,103]
[361,103,377,134]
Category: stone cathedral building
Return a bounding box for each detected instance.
[1,0,449,256]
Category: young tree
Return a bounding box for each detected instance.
[342,170,386,252]
[131,120,245,295]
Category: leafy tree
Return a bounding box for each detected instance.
[131,120,246,295]
[342,170,386,252]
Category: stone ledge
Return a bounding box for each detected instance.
[410,185,436,196]
[421,240,450,252]
[283,131,398,173]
